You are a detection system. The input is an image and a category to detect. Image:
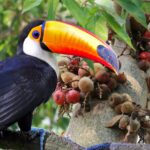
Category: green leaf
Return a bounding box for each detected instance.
[83,58,94,70]
[22,0,42,14]
[95,15,108,41]
[115,0,147,28]
[102,11,134,49]
[95,0,125,26]
[63,0,89,27]
[47,0,59,20]
[131,0,142,7]
[86,14,108,41]
[142,2,150,14]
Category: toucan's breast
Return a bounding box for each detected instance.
[0,54,57,130]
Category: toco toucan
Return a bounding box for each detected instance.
[0,20,119,134]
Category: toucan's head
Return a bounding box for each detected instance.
[17,20,119,74]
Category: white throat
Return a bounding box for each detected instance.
[23,37,59,77]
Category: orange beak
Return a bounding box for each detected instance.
[41,21,119,74]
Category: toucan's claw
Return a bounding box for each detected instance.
[22,130,40,141]
[31,127,48,150]
[20,127,47,150]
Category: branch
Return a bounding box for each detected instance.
[110,143,150,150]
[0,130,150,150]
[0,130,84,150]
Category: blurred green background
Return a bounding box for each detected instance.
[0,0,149,134]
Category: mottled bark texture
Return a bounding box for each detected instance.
[0,130,84,150]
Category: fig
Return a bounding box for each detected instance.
[78,77,94,93]
[95,70,110,84]
[138,60,150,72]
[52,90,66,105]
[71,76,80,89]
[66,90,80,104]
[117,72,127,84]
[61,71,76,83]
[108,93,123,108]
[121,101,134,114]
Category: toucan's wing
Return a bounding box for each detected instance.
[0,55,57,130]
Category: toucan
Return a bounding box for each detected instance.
[0,20,119,137]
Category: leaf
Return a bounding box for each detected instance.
[47,0,59,20]
[131,0,142,7]
[115,0,147,28]
[95,15,108,41]
[105,115,122,128]
[63,0,89,27]
[95,0,125,26]
[83,58,94,70]
[102,11,134,49]
[86,14,108,41]
[22,0,42,13]
[142,2,150,14]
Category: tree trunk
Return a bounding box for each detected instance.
[65,39,148,147]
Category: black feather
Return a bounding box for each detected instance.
[0,55,57,130]
[17,20,45,55]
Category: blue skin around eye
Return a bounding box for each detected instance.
[97,45,119,72]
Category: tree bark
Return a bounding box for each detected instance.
[65,39,148,147]
[0,130,150,150]
[0,130,84,150]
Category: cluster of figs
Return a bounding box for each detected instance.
[138,31,150,72]
[106,92,150,143]
[52,56,127,115]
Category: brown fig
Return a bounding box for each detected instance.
[78,66,90,77]
[121,93,132,102]
[117,72,127,84]
[95,70,110,84]
[138,60,150,72]
[108,93,123,108]
[58,59,68,67]
[99,84,111,99]
[71,76,80,89]
[121,101,134,114]
[78,77,94,93]
[61,72,76,83]
[114,104,122,114]
[107,77,118,91]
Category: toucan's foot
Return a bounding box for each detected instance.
[20,127,47,150]
[21,130,40,141]
[31,127,48,150]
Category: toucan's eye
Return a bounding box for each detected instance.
[32,30,40,39]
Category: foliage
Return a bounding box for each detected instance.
[0,0,149,134]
